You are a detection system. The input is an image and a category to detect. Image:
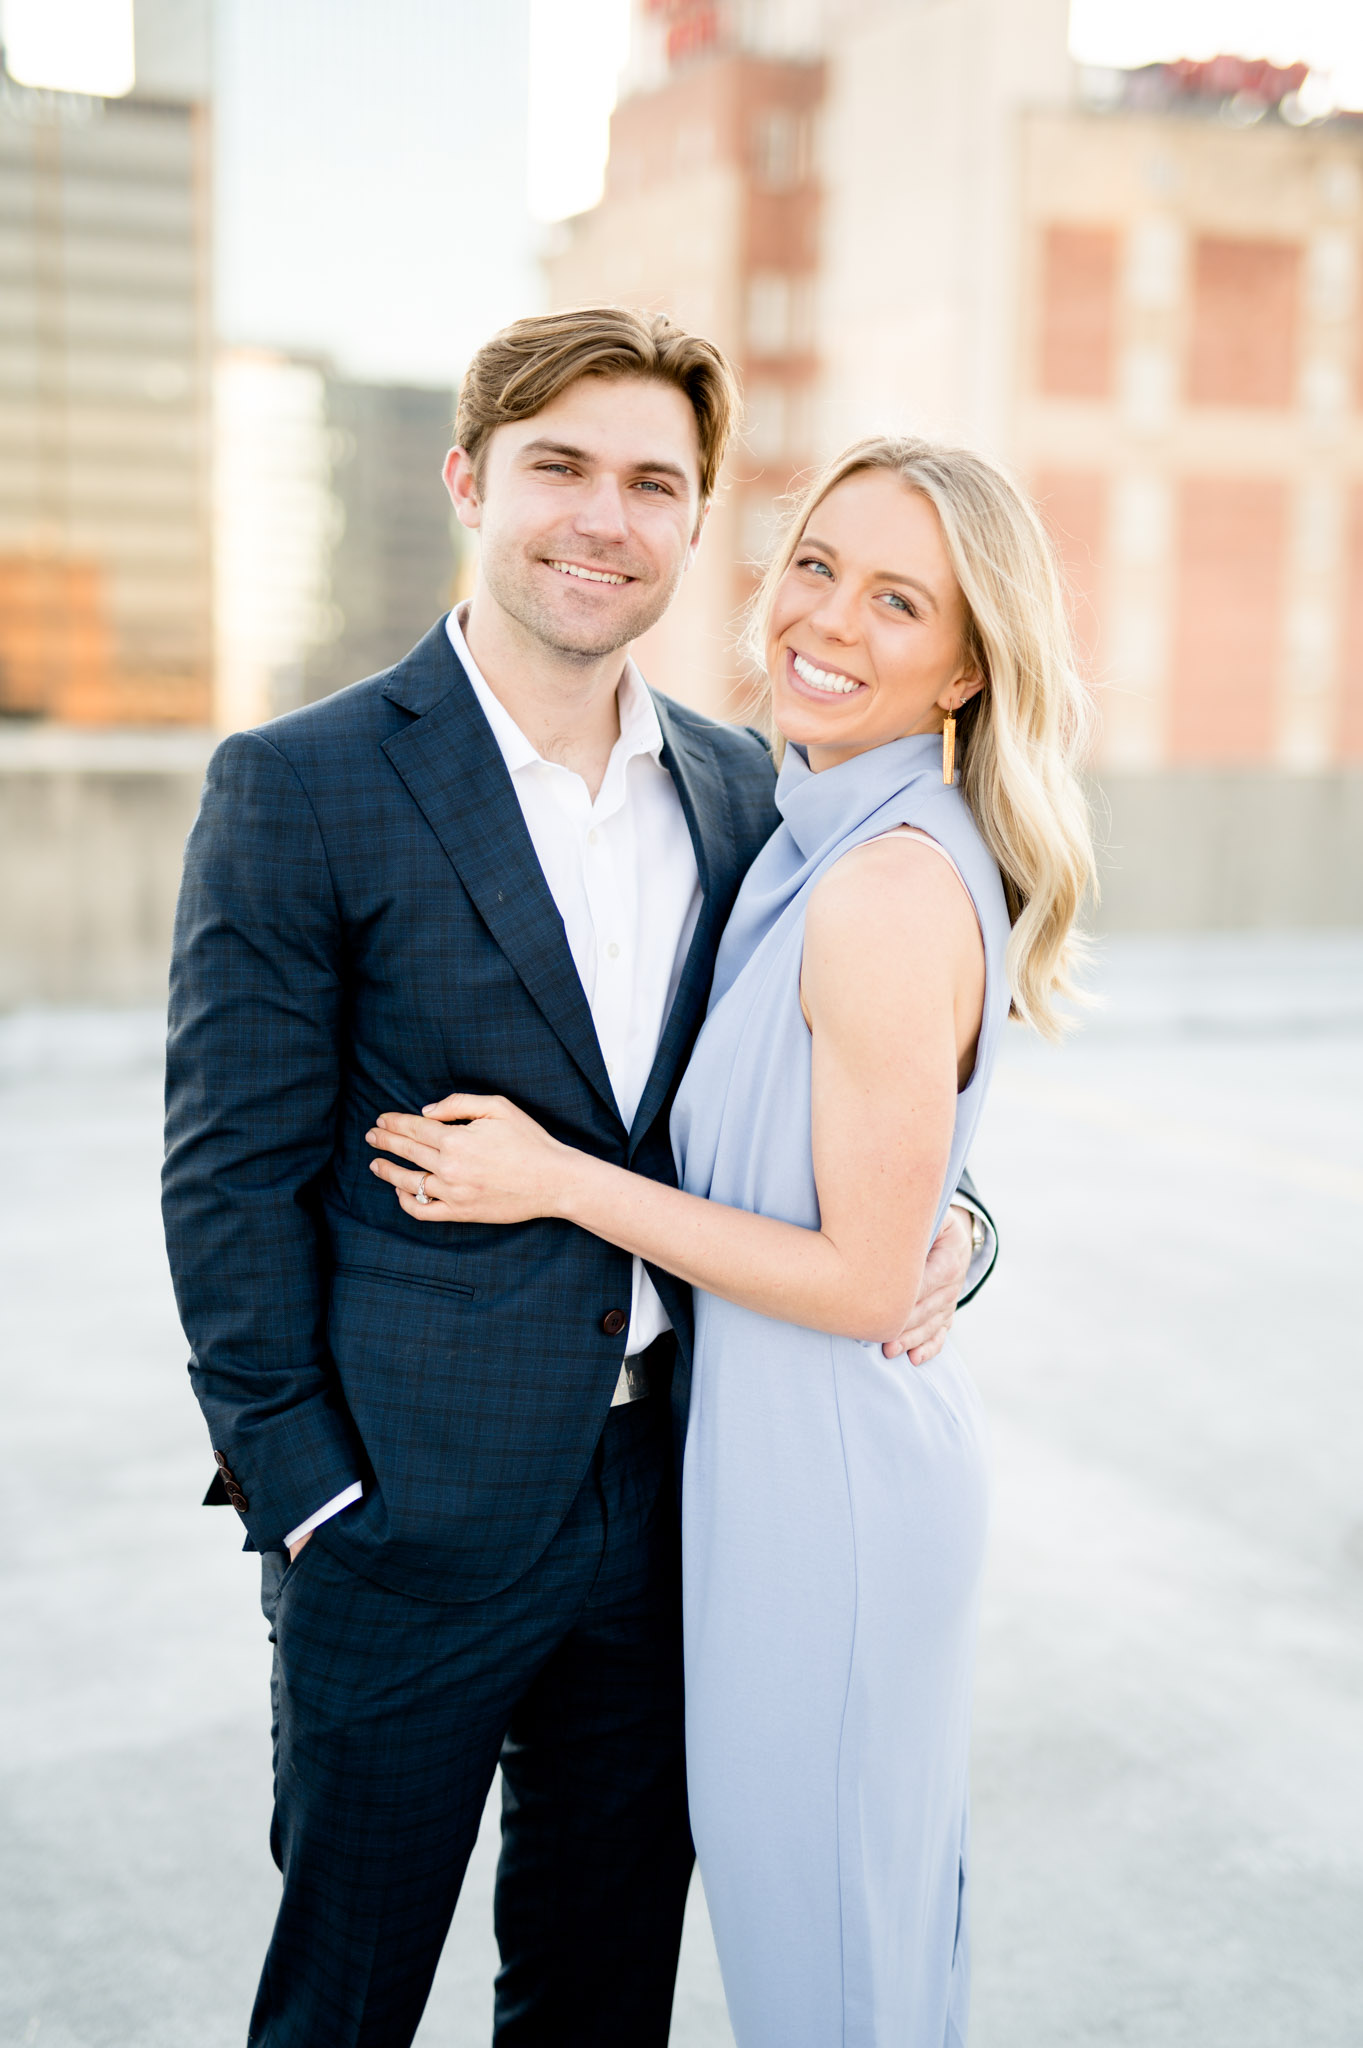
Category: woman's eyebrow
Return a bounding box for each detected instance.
[800,533,938,611]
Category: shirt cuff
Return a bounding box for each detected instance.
[950,1197,995,1300]
[283,1481,362,1550]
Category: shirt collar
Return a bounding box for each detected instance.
[446,605,663,777]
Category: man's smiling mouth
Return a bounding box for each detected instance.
[546,559,634,586]
[791,650,866,696]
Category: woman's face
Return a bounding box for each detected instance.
[766,470,982,772]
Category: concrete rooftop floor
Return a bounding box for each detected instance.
[1,932,1360,2047]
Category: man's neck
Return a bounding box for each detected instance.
[461,589,627,800]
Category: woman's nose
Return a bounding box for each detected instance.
[807,589,859,643]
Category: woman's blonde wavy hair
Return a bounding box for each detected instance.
[746,436,1097,1041]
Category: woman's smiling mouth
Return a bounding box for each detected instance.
[788,648,868,698]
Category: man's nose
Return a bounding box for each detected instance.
[573,476,631,542]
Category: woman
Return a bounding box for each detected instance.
[367,437,1095,2045]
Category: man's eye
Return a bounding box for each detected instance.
[632,479,670,494]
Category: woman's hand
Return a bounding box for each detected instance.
[366,1094,572,1225]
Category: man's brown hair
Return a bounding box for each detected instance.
[454,305,742,504]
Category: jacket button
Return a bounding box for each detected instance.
[214,1451,230,1470]
[600,1309,628,1337]
[229,1490,249,1512]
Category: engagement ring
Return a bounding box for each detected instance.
[414,1173,431,1205]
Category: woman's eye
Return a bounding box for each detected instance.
[879,591,916,615]
[797,556,834,578]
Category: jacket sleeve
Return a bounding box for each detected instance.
[162,730,366,1550]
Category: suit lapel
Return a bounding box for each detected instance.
[381,630,619,1119]
[627,694,743,1158]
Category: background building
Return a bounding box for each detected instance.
[215,347,458,731]
[0,0,212,724]
[546,5,827,718]
[548,0,1363,923]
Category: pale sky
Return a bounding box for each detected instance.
[212,0,536,387]
[4,0,1362,384]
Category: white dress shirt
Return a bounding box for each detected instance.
[282,609,702,1548]
[447,605,702,1369]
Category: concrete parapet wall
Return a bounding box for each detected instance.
[1093,771,1363,931]
[1,733,1361,1007]
[0,728,214,1006]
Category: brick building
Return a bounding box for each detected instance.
[548,1,1363,921]
[546,7,825,716]
[1020,78,1363,781]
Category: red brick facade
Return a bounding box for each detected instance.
[1187,238,1299,408]
[1038,225,1118,399]
[1169,477,1286,762]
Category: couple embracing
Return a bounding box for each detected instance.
[163,305,1094,2047]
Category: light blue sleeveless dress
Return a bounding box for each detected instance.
[671,732,1011,2048]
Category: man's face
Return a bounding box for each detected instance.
[445,375,706,661]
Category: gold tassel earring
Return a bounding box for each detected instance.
[941,708,956,785]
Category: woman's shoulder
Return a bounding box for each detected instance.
[808,829,980,956]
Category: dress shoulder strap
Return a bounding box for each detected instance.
[863,826,967,890]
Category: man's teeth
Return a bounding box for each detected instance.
[548,560,631,586]
[793,651,862,695]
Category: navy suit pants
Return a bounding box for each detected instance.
[248,1396,693,2046]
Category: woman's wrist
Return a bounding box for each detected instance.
[547,1143,608,1226]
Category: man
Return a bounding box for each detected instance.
[163,306,995,2047]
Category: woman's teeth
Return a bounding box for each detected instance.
[548,560,631,585]
[792,651,862,696]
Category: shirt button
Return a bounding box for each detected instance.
[587,828,600,846]
[606,941,620,959]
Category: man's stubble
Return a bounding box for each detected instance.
[480,539,691,665]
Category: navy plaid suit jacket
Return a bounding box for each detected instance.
[162,620,780,1600]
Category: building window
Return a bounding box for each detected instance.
[1187,238,1299,408]
[743,380,813,465]
[1038,224,1119,399]
[746,273,813,357]
[1169,476,1286,762]
[751,107,809,191]
[744,382,789,463]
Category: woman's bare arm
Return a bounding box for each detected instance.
[367,840,984,1347]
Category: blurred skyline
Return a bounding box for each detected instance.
[4,0,1363,383]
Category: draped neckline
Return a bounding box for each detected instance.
[775,732,946,862]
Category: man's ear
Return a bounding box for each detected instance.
[444,447,482,531]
